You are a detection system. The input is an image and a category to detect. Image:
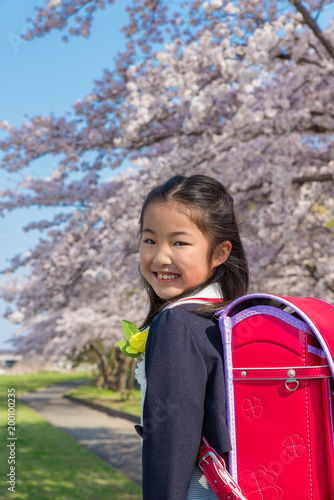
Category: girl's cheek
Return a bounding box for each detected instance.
[139,248,150,268]
[139,250,145,268]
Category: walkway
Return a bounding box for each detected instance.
[19,381,142,487]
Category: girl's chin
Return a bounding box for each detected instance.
[156,288,193,301]
[152,285,183,300]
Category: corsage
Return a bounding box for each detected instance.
[118,320,149,388]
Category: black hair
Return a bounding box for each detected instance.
[139,174,249,327]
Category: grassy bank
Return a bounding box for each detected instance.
[0,372,142,499]
[1,371,94,396]
[65,381,141,417]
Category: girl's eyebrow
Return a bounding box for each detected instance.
[142,228,191,237]
[170,231,191,237]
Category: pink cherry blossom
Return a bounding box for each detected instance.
[0,0,333,362]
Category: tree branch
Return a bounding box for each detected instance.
[314,0,327,21]
[292,173,333,185]
[236,174,333,194]
[290,0,334,60]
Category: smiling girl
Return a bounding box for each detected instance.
[137,175,249,499]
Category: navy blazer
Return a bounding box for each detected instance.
[141,304,231,499]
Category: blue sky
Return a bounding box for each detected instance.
[0,0,131,349]
[0,1,333,350]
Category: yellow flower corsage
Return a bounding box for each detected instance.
[117,320,149,358]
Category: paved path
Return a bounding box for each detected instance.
[19,381,142,487]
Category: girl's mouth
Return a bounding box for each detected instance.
[154,272,180,282]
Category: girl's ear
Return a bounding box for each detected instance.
[211,241,232,269]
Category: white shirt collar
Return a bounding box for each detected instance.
[165,283,223,309]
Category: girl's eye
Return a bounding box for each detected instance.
[174,241,188,246]
[143,238,155,245]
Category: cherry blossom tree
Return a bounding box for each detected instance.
[0,0,333,375]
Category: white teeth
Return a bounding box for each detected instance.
[157,273,179,280]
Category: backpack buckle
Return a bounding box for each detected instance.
[198,451,247,499]
[198,451,226,474]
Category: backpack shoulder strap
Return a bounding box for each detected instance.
[218,293,334,378]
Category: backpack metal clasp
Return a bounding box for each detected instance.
[285,369,299,392]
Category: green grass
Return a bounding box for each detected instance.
[0,372,142,500]
[66,381,141,417]
[0,371,96,396]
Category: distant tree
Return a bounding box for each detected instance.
[76,341,135,392]
[1,0,333,364]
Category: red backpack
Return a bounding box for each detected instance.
[215,293,334,499]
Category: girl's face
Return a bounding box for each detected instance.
[139,201,222,300]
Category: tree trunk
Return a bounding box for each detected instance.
[114,348,129,393]
[127,358,136,390]
[90,341,116,390]
[88,342,131,393]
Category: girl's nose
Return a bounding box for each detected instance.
[153,246,172,267]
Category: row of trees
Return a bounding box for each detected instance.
[1,0,333,389]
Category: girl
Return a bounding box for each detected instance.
[137,174,249,499]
